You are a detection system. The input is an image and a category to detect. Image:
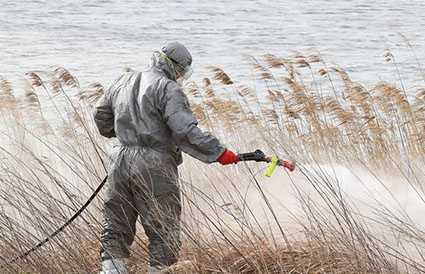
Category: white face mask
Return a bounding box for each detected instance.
[176,66,193,87]
[181,66,193,81]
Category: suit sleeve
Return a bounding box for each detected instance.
[93,84,116,138]
[161,83,226,163]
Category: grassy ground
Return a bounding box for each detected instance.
[0,51,424,273]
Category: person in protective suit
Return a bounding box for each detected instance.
[94,41,238,274]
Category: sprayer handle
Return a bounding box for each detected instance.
[237,149,266,162]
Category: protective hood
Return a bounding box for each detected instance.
[151,51,177,80]
[161,41,192,71]
[151,42,193,81]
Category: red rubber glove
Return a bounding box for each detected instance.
[217,149,238,165]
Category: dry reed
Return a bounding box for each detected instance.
[0,50,423,274]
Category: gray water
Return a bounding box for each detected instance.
[2,0,425,89]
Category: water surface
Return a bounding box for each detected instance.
[1,0,425,89]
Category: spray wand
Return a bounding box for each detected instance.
[237,149,295,177]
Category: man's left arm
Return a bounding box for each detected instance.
[93,88,116,138]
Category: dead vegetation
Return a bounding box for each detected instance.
[0,51,424,273]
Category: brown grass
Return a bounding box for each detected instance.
[0,49,424,273]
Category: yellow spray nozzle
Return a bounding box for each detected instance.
[265,157,279,177]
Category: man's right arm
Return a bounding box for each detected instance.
[160,81,230,163]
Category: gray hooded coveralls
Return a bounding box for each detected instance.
[93,44,226,267]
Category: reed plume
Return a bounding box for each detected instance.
[0,50,424,274]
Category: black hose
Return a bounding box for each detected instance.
[0,176,108,268]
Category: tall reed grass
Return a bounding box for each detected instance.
[0,51,424,273]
